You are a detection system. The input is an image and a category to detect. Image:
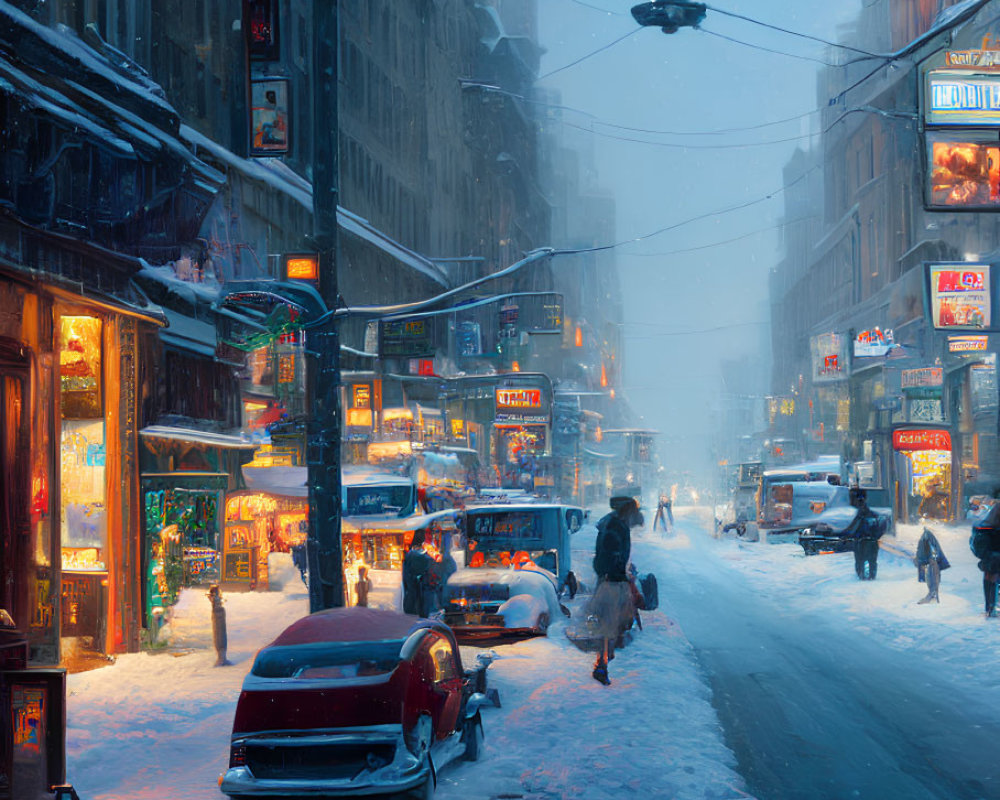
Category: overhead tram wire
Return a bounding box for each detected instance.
[560,162,822,256]
[559,91,919,150]
[618,215,816,259]
[623,320,769,338]
[698,28,842,66]
[537,27,641,81]
[562,119,819,149]
[301,167,822,327]
[462,81,820,136]
[566,0,628,15]
[703,4,885,59]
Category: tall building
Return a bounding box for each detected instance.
[770,0,1000,523]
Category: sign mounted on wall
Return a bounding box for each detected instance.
[249,79,289,156]
[948,334,989,352]
[854,327,894,357]
[928,264,990,329]
[810,332,847,383]
[892,429,952,452]
[901,367,944,388]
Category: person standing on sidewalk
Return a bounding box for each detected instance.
[971,500,1000,616]
[588,496,638,686]
[915,527,950,604]
[847,487,884,580]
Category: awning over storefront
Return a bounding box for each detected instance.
[241,463,307,498]
[139,426,255,449]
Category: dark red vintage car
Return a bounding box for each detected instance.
[219,607,487,798]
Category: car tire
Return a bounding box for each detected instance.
[536,612,550,633]
[462,713,484,761]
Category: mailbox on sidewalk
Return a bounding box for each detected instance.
[0,611,68,800]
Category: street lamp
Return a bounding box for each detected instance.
[631,1,707,34]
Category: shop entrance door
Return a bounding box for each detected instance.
[0,343,29,629]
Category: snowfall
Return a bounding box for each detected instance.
[64,506,999,800]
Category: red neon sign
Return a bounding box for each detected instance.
[892,429,952,452]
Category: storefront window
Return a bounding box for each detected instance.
[59,316,106,572]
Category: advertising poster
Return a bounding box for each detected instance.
[250,79,289,155]
[810,333,846,383]
[854,327,894,357]
[929,265,990,328]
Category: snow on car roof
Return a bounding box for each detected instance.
[465,503,571,512]
[267,607,428,647]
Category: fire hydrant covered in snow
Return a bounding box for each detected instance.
[207,585,230,667]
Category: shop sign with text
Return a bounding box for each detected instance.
[496,388,542,410]
[902,367,944,388]
[948,335,989,352]
[892,429,952,452]
[943,37,1000,71]
[929,264,990,329]
[381,317,434,357]
[926,72,1000,125]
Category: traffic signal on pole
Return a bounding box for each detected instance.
[631,1,707,33]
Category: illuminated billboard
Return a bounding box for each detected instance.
[927,133,1000,208]
[810,333,846,383]
[926,73,1000,126]
[928,264,990,329]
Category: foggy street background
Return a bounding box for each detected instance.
[537,0,861,471]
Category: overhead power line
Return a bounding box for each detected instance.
[619,215,816,259]
[462,81,820,136]
[624,320,768,338]
[538,27,641,80]
[703,4,884,59]
[699,27,841,66]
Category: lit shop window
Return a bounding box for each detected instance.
[927,133,1000,208]
[59,316,107,573]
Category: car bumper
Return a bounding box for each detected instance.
[448,624,542,644]
[219,729,427,797]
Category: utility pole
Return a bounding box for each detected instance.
[308,0,343,611]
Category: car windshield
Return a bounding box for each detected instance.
[251,639,404,679]
[345,484,415,517]
[444,583,510,603]
[467,508,558,540]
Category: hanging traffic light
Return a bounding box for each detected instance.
[631,1,707,34]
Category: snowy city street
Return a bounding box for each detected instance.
[9,2,1000,797]
[63,506,1000,799]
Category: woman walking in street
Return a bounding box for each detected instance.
[588,496,639,686]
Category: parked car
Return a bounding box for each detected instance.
[775,481,892,555]
[219,607,489,799]
[443,563,563,645]
[462,502,585,595]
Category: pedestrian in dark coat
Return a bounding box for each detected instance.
[653,493,673,533]
[402,530,434,616]
[207,584,230,667]
[588,496,638,686]
[291,542,308,586]
[846,487,884,580]
[915,528,950,604]
[970,502,1000,616]
[354,566,372,607]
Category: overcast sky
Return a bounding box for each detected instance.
[536,0,863,478]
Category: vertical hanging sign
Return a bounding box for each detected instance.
[245,0,280,61]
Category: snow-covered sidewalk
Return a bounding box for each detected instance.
[65,562,310,799]
[65,521,749,800]
[67,506,998,799]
